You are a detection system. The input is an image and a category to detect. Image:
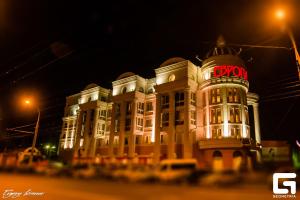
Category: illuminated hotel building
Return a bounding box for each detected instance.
[59,37,262,170]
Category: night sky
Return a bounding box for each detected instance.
[0,0,299,149]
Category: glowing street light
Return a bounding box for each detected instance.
[275,9,285,20]
[23,98,40,166]
[274,8,300,80]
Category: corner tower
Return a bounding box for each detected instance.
[197,36,260,171]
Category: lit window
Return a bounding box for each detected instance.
[233,88,240,103]
[230,127,241,138]
[229,107,241,123]
[99,110,107,120]
[137,102,144,114]
[228,88,240,103]
[217,108,221,123]
[212,128,222,139]
[211,88,222,104]
[235,108,240,122]
[210,107,222,124]
[136,118,143,131]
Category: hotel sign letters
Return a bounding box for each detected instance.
[213,65,248,80]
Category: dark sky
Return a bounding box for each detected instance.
[0,0,299,148]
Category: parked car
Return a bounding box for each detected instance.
[71,164,100,179]
[154,159,198,183]
[200,170,242,187]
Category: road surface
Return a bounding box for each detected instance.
[0,173,276,200]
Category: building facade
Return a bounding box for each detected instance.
[59,37,262,170]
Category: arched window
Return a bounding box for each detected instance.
[122,87,127,94]
[138,87,144,93]
[147,87,154,94]
[233,151,242,158]
[213,150,223,158]
[168,74,175,82]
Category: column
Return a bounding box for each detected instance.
[253,103,261,144]
[184,89,192,158]
[108,104,116,157]
[64,120,70,149]
[83,110,91,157]
[205,90,210,138]
[154,94,161,164]
[129,100,137,158]
[74,111,83,158]
[222,87,229,137]
[118,101,126,157]
[168,92,175,159]
[240,89,247,138]
[89,108,100,157]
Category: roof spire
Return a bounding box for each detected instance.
[216,35,226,48]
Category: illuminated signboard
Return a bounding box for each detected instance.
[213,65,248,80]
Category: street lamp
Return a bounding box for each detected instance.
[274,9,300,80]
[23,98,40,166]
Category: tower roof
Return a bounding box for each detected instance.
[205,35,239,58]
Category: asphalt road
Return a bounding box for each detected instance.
[0,173,276,200]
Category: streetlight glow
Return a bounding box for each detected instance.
[25,100,31,105]
[275,9,285,20]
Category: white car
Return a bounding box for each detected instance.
[154,159,198,183]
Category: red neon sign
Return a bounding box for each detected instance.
[213,65,248,80]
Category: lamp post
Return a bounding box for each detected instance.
[24,99,40,166]
[275,9,300,80]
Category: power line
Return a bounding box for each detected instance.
[6,123,35,130]
[0,47,50,79]
[0,41,43,69]
[262,90,300,99]
[228,43,291,50]
[261,94,300,102]
[12,50,74,84]
[274,100,296,134]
